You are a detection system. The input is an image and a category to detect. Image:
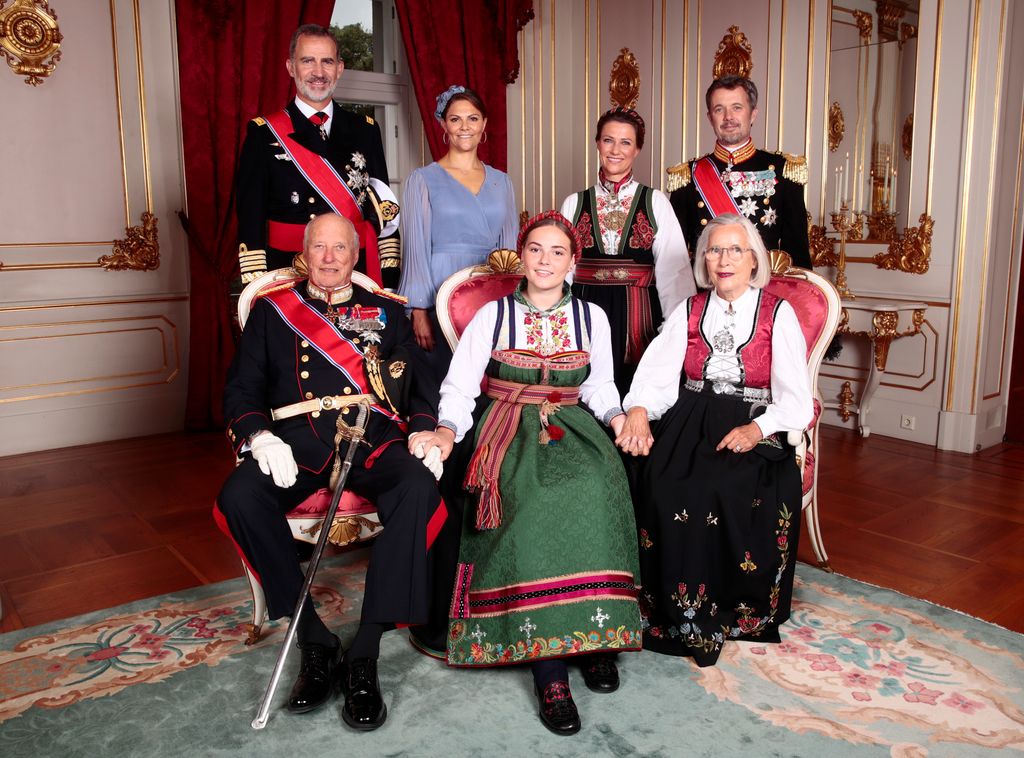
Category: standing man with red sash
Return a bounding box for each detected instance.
[236,24,401,289]
[666,76,812,270]
[215,213,444,731]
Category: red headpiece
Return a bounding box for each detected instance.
[517,210,584,261]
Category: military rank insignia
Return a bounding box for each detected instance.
[325,304,386,345]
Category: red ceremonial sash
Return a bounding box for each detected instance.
[264,110,383,285]
[692,157,741,218]
[263,288,401,425]
[573,259,655,364]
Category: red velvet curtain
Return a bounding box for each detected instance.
[395,0,534,171]
[175,0,333,429]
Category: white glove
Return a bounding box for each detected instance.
[414,442,444,481]
[250,432,298,488]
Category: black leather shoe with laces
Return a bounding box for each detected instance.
[286,636,341,713]
[581,654,619,693]
[341,657,387,730]
[536,680,581,735]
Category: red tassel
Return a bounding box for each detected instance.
[463,442,490,491]
[474,479,503,531]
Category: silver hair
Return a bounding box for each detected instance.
[302,212,358,252]
[693,213,771,290]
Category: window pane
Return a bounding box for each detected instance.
[331,0,385,73]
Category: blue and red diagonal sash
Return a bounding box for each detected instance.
[692,157,741,217]
[263,288,402,425]
[264,110,382,285]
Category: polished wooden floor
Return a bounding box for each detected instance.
[1,427,1022,634]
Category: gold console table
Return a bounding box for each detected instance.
[830,299,927,437]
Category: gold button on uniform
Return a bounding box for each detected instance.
[353,338,360,345]
[309,214,316,220]
[305,392,314,399]
[301,355,309,363]
[300,370,309,379]
[343,387,352,395]
[301,340,309,348]
[700,219,708,226]
[697,201,705,209]
[312,411,321,418]
[308,197,316,204]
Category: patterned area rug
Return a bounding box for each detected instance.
[1,556,1022,757]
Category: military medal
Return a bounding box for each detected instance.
[761,207,778,227]
[290,191,300,204]
[738,198,758,218]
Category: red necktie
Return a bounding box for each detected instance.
[310,112,328,141]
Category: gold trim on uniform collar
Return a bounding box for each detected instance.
[714,140,756,166]
[306,281,353,305]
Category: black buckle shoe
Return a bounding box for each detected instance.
[341,657,387,730]
[536,680,581,735]
[581,655,619,693]
[286,637,341,714]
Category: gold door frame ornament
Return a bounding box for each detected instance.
[809,223,837,267]
[828,101,845,152]
[608,48,640,109]
[0,0,62,86]
[901,112,913,160]
[874,213,933,274]
[711,25,753,80]
[0,212,160,272]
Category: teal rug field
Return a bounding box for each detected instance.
[1,554,1022,757]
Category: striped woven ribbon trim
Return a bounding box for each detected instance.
[574,259,655,364]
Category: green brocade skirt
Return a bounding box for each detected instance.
[447,354,641,667]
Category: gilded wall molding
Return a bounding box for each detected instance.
[828,101,845,152]
[99,212,160,271]
[608,47,640,109]
[852,10,873,44]
[712,25,752,80]
[809,223,837,267]
[873,213,933,274]
[0,0,62,86]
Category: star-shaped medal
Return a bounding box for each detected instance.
[761,207,778,227]
[739,197,758,218]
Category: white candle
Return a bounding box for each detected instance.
[834,167,840,212]
[844,152,851,204]
[891,168,898,207]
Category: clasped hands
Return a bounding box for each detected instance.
[613,407,764,456]
[407,427,455,481]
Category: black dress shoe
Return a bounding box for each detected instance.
[536,680,581,735]
[581,654,619,693]
[286,637,341,713]
[341,657,387,730]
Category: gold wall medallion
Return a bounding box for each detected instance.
[901,112,913,160]
[874,213,934,274]
[0,0,62,86]
[99,212,160,271]
[828,102,845,152]
[609,47,640,109]
[712,25,753,80]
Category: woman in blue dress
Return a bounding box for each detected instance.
[398,85,519,383]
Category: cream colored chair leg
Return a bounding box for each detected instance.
[243,563,269,645]
[803,435,832,572]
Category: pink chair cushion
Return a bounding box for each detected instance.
[445,274,523,340]
[286,488,376,519]
[764,278,829,358]
[802,449,815,495]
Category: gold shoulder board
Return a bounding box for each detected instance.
[376,289,409,305]
[782,153,808,185]
[665,160,694,192]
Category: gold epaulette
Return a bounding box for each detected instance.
[239,244,268,284]
[251,116,266,126]
[665,160,694,192]
[782,153,808,185]
[365,115,376,125]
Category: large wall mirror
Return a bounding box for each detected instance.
[825,1,919,243]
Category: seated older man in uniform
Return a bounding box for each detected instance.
[215,213,445,731]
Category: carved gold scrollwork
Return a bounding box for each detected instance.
[809,224,837,267]
[900,22,918,46]
[852,10,873,44]
[99,212,160,271]
[828,102,845,153]
[902,112,913,160]
[876,1,907,42]
[473,248,522,274]
[0,0,62,86]
[873,213,933,274]
[609,48,640,109]
[712,25,753,80]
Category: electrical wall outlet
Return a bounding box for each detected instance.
[900,414,916,430]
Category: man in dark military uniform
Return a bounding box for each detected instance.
[216,213,444,730]
[236,24,401,289]
[666,75,811,269]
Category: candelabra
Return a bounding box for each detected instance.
[829,203,856,299]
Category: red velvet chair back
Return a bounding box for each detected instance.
[435,250,524,350]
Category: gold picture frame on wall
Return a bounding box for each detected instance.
[0,0,62,86]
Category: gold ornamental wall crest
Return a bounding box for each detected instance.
[874,213,933,274]
[608,48,640,109]
[0,0,62,86]
[828,102,845,153]
[712,25,753,80]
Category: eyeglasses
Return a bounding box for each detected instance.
[706,245,753,260]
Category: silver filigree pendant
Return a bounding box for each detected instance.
[712,327,735,353]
